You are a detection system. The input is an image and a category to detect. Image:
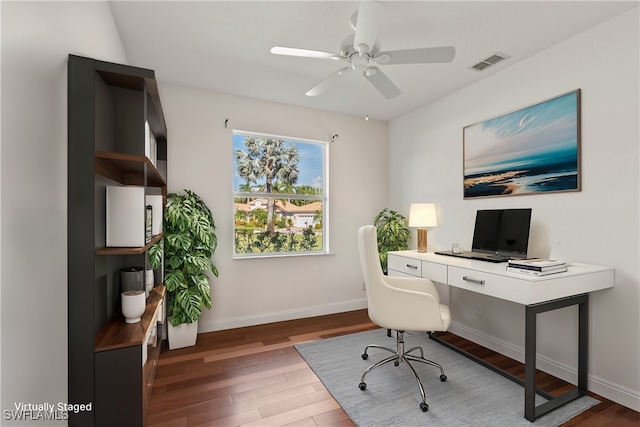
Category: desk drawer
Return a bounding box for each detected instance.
[422,261,447,283]
[448,266,531,304]
[388,254,421,277]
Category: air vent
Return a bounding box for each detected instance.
[471,53,509,71]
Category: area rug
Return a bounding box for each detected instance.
[295,329,599,427]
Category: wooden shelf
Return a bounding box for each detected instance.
[95,151,166,188]
[96,233,163,256]
[95,285,166,353]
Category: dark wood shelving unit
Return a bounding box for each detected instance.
[68,54,168,427]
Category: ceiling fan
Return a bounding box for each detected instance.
[270,0,455,100]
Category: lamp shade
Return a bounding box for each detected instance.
[409,203,437,228]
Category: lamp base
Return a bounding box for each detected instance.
[417,228,428,253]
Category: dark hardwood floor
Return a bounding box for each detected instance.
[147,309,639,426]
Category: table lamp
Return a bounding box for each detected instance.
[409,203,437,253]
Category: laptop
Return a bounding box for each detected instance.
[435,208,532,263]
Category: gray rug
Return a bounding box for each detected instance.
[295,329,599,426]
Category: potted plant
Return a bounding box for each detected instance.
[149,189,218,349]
[373,208,410,274]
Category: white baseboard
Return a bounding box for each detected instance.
[197,298,369,334]
[448,322,640,411]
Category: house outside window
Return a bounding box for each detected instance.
[233,131,328,258]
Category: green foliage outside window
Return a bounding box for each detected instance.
[234,227,321,254]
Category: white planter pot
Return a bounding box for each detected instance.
[167,320,198,350]
[121,290,146,323]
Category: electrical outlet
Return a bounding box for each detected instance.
[476,304,483,315]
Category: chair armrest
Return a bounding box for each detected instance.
[385,276,440,304]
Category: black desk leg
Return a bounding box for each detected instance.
[578,298,589,391]
[525,305,537,421]
[524,294,589,422]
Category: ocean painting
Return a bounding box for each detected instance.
[463,90,581,199]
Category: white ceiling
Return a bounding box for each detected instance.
[109,1,637,122]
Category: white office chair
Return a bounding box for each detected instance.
[357,225,452,412]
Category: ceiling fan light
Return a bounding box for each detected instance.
[356,43,370,55]
[373,54,390,64]
[351,54,368,71]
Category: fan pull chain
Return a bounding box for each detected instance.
[364,79,369,121]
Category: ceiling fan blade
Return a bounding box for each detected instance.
[305,67,352,96]
[364,66,401,99]
[353,1,386,54]
[378,46,456,65]
[271,46,340,60]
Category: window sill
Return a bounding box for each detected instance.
[233,251,335,260]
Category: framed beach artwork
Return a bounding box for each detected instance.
[463,89,581,199]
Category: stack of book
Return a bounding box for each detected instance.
[506,258,567,276]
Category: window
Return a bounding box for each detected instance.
[233,131,328,257]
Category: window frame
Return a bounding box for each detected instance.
[232,130,329,259]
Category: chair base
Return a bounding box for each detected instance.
[358,330,446,412]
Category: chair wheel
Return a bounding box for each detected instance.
[359,382,367,390]
[440,374,447,382]
[361,353,368,360]
[394,360,400,366]
[420,402,429,412]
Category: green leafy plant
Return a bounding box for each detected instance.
[148,190,218,327]
[373,208,411,274]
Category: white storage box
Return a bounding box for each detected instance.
[106,186,145,247]
[145,195,163,236]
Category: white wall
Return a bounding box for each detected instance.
[0,2,127,423]
[160,84,387,332]
[389,9,639,410]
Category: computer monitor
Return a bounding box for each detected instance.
[472,208,532,258]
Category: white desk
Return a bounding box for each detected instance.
[388,250,614,421]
